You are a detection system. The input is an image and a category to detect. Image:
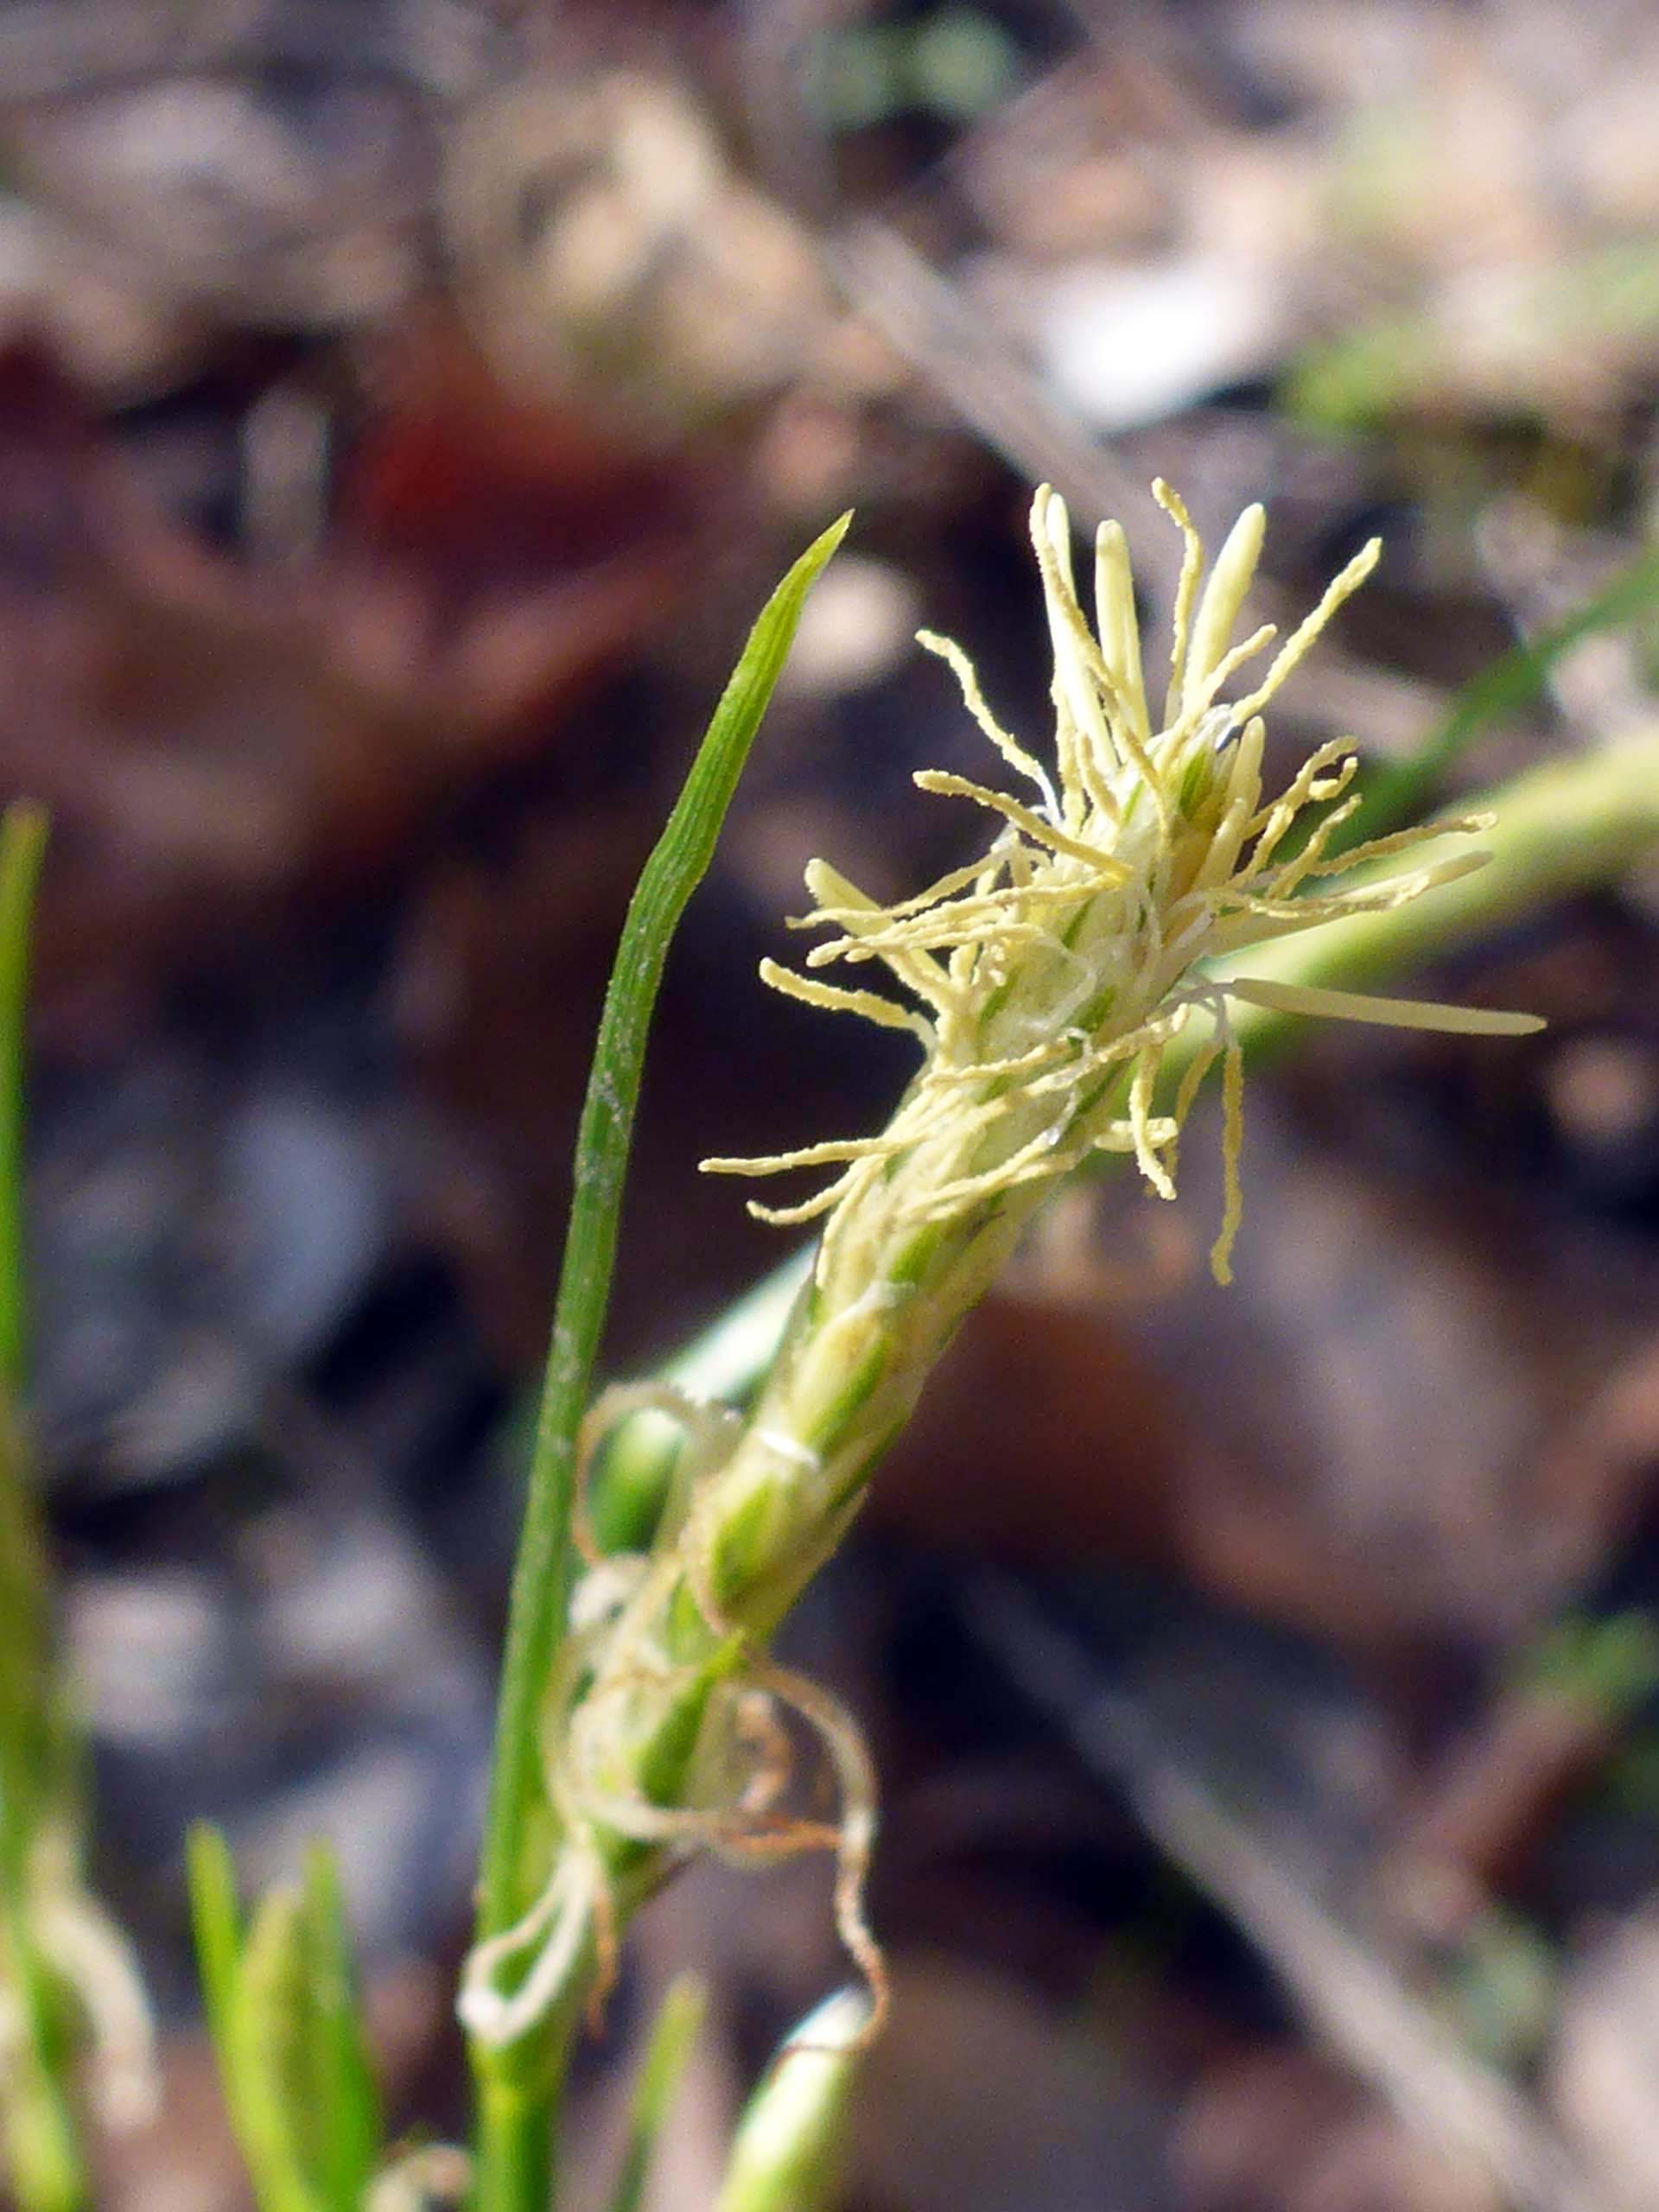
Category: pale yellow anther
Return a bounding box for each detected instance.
[1184,502,1265,716]
[1152,479,1205,723]
[759,959,935,1043]
[912,771,1128,870]
[1233,537,1382,722]
[1224,714,1267,817]
[1033,488,1118,819]
[804,857,876,912]
[1222,977,1545,1037]
[798,852,1008,931]
[1094,520,1150,747]
[799,856,962,1018]
[916,629,1055,809]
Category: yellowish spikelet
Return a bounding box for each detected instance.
[703,485,1541,1281]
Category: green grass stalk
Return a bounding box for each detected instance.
[0,807,87,2212]
[467,518,850,2212]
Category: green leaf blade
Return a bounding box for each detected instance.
[0,802,45,1396]
[185,1823,244,2063]
[474,512,850,1953]
[467,517,850,2212]
[300,1844,380,2211]
[603,1974,707,2212]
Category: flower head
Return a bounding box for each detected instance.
[705,484,1540,1281]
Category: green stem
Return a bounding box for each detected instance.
[0,1892,86,2212]
[0,804,43,1394]
[470,2068,564,2212]
[0,808,84,2212]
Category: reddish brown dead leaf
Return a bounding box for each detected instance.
[0,332,696,1039]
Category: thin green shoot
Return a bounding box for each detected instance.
[468,515,850,2212]
[0,803,44,1394]
[300,1845,380,2212]
[0,803,85,2212]
[602,1975,708,2212]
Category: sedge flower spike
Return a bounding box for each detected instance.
[704,482,1541,1285]
[460,486,1542,2059]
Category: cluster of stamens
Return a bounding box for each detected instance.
[705,482,1536,1281]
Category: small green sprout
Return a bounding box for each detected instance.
[0,809,156,2212]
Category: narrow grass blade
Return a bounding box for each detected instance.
[474,512,851,1954]
[300,1845,380,2211]
[230,1887,325,2212]
[467,516,851,2212]
[0,803,45,1395]
[185,1823,245,2063]
[190,1829,379,2212]
[0,803,86,2212]
[602,1974,708,2212]
[1342,541,1659,850]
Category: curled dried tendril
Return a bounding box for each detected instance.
[365,2144,474,2212]
[0,1829,159,2134]
[457,1385,887,2054]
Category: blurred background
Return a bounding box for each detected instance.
[9,0,1659,2204]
